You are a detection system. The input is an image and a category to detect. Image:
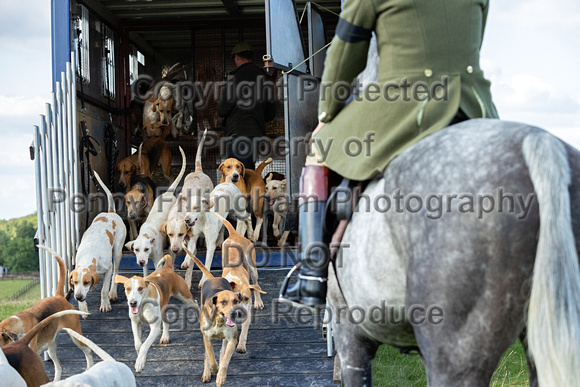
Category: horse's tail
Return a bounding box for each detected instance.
[522,131,580,386]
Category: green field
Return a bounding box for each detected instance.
[0,280,41,320]
[373,340,530,386]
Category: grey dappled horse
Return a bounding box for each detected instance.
[329,119,580,386]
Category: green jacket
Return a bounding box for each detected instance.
[314,0,498,180]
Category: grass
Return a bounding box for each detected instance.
[0,280,32,299]
[0,281,41,320]
[373,340,530,386]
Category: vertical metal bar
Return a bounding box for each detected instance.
[60,71,72,276]
[66,62,76,277]
[41,105,55,297]
[70,52,81,254]
[33,125,47,300]
[326,301,333,356]
[48,97,58,297]
[65,65,73,274]
[40,115,50,301]
[55,84,66,298]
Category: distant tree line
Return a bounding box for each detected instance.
[0,215,38,273]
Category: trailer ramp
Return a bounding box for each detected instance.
[44,268,334,386]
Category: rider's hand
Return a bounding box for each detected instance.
[312,122,326,137]
[309,122,327,145]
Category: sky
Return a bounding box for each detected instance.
[0,0,579,220]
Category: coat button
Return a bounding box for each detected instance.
[424,69,433,77]
[466,65,474,74]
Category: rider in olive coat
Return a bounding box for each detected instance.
[281,0,498,306]
[315,0,498,180]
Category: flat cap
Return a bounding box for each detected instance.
[231,42,254,57]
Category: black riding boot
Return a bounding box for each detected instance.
[279,165,329,307]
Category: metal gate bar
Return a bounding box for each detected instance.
[32,52,80,299]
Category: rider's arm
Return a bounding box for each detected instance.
[317,0,377,123]
[480,0,490,50]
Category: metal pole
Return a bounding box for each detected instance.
[70,52,81,255]
[60,72,72,276]
[66,60,78,268]
[47,98,58,298]
[65,65,74,275]
[54,85,66,297]
[33,126,47,300]
[40,108,54,298]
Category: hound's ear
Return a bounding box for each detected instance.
[153,100,159,112]
[68,272,74,288]
[90,271,100,287]
[149,237,156,246]
[201,198,211,210]
[115,274,129,285]
[237,292,248,302]
[229,281,237,290]
[169,99,175,111]
[212,295,219,305]
[130,164,136,173]
[266,173,272,183]
[1,331,17,343]
[158,221,168,236]
[281,179,287,189]
[125,241,134,250]
[249,284,267,294]
[218,162,224,173]
[240,162,246,178]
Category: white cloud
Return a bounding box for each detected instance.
[492,74,580,114]
[495,0,580,29]
[0,132,35,168]
[0,96,49,118]
[0,174,36,220]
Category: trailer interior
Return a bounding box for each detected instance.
[66,0,339,237]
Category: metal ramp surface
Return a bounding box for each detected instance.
[44,267,334,386]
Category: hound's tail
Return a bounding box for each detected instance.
[522,131,580,386]
[18,310,88,347]
[182,243,214,279]
[37,245,66,297]
[61,328,114,361]
[137,143,144,175]
[195,129,208,173]
[93,171,115,213]
[168,146,186,193]
[255,157,273,176]
[210,211,238,238]
[156,254,175,270]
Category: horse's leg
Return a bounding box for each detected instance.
[408,253,526,387]
[328,265,379,386]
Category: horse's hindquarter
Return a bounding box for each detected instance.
[333,178,416,347]
[337,120,563,355]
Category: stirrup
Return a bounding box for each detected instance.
[279,263,327,308]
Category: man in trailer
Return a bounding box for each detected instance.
[280,0,498,307]
[218,42,277,169]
